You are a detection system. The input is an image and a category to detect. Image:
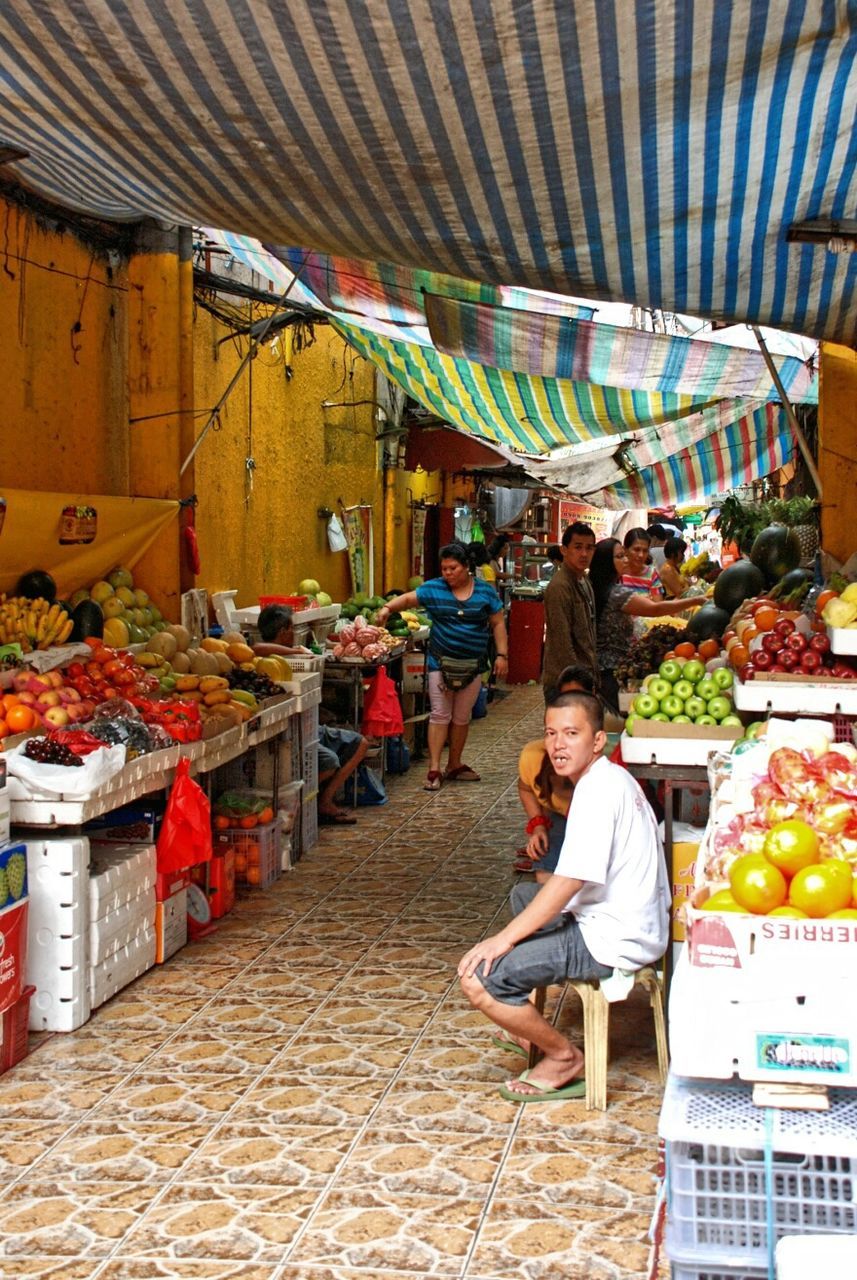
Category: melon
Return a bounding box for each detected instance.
[166,623,191,652]
[407,576,424,590]
[146,632,178,661]
[712,561,766,614]
[90,581,114,605]
[108,567,134,591]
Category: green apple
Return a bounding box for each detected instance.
[647,677,672,702]
[695,675,719,701]
[712,667,734,691]
[624,714,638,736]
[673,679,695,701]
[658,660,683,683]
[684,696,706,719]
[672,715,693,724]
[695,714,717,726]
[745,721,766,739]
[651,712,671,722]
[633,693,659,718]
[661,694,685,718]
[721,714,743,728]
[682,659,705,683]
[707,695,732,721]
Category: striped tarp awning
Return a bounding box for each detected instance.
[3,2,857,342]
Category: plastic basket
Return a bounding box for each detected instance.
[287,653,325,675]
[300,792,318,856]
[277,779,303,834]
[215,817,281,888]
[668,1260,765,1280]
[301,739,319,795]
[662,1075,857,1267]
[259,595,307,609]
[300,703,319,745]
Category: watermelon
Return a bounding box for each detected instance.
[750,525,801,586]
[16,569,57,602]
[685,603,731,644]
[713,561,766,614]
[70,599,104,641]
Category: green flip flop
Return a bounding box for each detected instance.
[491,1032,528,1059]
[498,1068,586,1103]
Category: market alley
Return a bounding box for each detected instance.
[0,684,664,1280]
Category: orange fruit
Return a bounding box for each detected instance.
[258,807,274,825]
[0,719,9,739]
[768,905,808,918]
[827,909,857,920]
[234,852,248,874]
[789,861,853,918]
[675,642,696,660]
[213,815,231,831]
[763,820,819,879]
[729,853,787,915]
[700,889,746,913]
[698,638,720,661]
[2,694,20,713]
[245,866,262,885]
[754,606,778,632]
[815,589,838,617]
[6,704,37,733]
[239,814,258,829]
[729,644,749,669]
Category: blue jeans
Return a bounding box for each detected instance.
[529,811,567,875]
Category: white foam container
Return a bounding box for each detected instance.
[155,887,187,963]
[89,843,156,919]
[89,888,156,966]
[669,947,857,1086]
[89,925,156,1009]
[733,674,857,714]
[777,1234,857,1279]
[620,731,730,767]
[827,626,857,656]
[25,835,90,1032]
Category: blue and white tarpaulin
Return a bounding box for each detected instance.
[2,1,857,342]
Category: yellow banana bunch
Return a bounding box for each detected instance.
[0,595,74,650]
[680,551,710,578]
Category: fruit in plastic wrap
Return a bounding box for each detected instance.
[5,853,25,900]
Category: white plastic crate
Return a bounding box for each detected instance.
[25,836,91,1032]
[277,779,303,835]
[669,1260,764,1280]
[301,738,319,795]
[300,702,319,746]
[661,1073,857,1269]
[300,791,318,856]
[776,1233,857,1278]
[287,652,325,674]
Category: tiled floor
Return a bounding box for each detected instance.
[0,686,665,1280]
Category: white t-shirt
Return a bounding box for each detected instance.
[650,546,667,568]
[555,756,669,969]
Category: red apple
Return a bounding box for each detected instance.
[43,706,70,728]
[753,651,773,671]
[36,691,62,709]
[16,691,38,707]
[785,632,807,653]
[779,650,799,671]
[800,650,822,673]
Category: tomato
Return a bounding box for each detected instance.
[729,853,787,914]
[768,905,808,918]
[788,861,853,918]
[815,588,838,617]
[763,820,819,878]
[64,663,85,679]
[701,889,747,913]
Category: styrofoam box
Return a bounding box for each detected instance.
[669,947,857,1086]
[25,835,91,1032]
[827,626,857,656]
[155,888,187,964]
[89,888,156,967]
[660,1072,857,1269]
[89,843,156,919]
[733,674,857,715]
[776,1233,857,1279]
[89,926,156,1009]
[621,730,737,768]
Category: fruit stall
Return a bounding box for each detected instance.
[623,523,857,1277]
[0,564,330,1066]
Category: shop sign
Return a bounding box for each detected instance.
[557,499,612,541]
[59,504,97,545]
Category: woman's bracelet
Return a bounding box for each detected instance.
[525,815,551,835]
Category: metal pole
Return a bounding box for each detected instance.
[751,326,823,498]
[179,252,311,477]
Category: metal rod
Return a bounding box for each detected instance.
[179,252,311,477]
[751,325,823,498]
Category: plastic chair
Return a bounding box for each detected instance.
[527,967,669,1111]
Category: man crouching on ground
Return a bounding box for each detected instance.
[458,691,669,1102]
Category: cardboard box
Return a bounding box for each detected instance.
[0,984,35,1074]
[0,898,28,1014]
[85,804,157,844]
[621,720,740,766]
[155,888,188,963]
[0,842,27,911]
[669,825,703,944]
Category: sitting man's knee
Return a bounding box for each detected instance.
[460,970,491,1010]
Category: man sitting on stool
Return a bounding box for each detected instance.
[458,690,669,1102]
[254,605,368,827]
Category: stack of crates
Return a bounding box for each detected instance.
[288,678,320,859]
[660,1072,857,1279]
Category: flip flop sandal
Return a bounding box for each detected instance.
[498,1068,586,1103]
[491,1032,528,1059]
[513,857,536,874]
[318,811,358,826]
[423,771,443,792]
[444,764,481,782]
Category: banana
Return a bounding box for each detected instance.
[229,689,258,708]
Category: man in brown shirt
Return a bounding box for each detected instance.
[541,523,598,696]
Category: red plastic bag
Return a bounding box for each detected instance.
[361,667,404,737]
[156,757,212,872]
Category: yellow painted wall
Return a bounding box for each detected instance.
[0,196,129,494]
[818,342,857,565]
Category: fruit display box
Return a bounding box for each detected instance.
[669,947,857,1086]
[155,887,188,963]
[828,626,857,656]
[621,721,741,767]
[733,674,857,715]
[660,1072,857,1271]
[89,925,156,1010]
[89,888,156,967]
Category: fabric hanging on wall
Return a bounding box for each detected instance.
[0,488,179,597]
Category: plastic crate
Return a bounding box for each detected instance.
[669,1261,765,1280]
[287,652,325,675]
[277,779,303,834]
[301,739,319,795]
[300,703,319,745]
[661,1074,857,1268]
[215,817,281,888]
[1,984,35,1073]
[300,791,318,856]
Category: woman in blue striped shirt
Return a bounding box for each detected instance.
[378,543,508,791]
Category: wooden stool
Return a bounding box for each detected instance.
[527,967,669,1111]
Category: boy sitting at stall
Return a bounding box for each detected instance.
[458,690,669,1102]
[254,605,368,827]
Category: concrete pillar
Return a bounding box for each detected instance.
[818,342,857,566]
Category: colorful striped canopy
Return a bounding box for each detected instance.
[3,2,857,343]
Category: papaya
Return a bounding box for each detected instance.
[175,674,200,692]
[226,642,255,664]
[203,689,231,706]
[199,676,229,693]
[201,636,229,654]
[178,689,203,702]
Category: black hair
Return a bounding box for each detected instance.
[589,537,623,622]
[439,541,471,569]
[664,536,687,561]
[646,523,668,540]
[468,541,491,567]
[258,604,293,641]
[545,689,604,733]
[561,521,596,547]
[545,664,596,701]
[547,544,563,563]
[623,526,651,549]
[487,534,509,558]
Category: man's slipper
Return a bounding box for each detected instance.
[513,857,536,874]
[424,771,443,792]
[444,764,481,782]
[318,812,358,826]
[498,1068,586,1103]
[491,1032,528,1059]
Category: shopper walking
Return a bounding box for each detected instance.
[590,538,707,713]
[378,543,507,791]
[541,522,598,698]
